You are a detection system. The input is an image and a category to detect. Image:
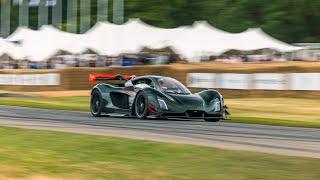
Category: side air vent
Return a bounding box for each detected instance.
[110,92,130,109]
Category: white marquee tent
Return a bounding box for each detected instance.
[0,19,301,61]
[172,21,233,59]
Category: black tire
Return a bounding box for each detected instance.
[134,92,149,119]
[91,90,104,117]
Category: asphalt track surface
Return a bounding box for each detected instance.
[0,105,320,158]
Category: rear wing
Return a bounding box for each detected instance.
[89,74,134,84]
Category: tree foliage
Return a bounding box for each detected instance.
[125,0,320,43]
[4,0,320,43]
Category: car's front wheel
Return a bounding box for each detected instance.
[134,92,149,119]
[91,90,104,117]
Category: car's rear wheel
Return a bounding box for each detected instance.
[135,92,149,119]
[91,90,104,117]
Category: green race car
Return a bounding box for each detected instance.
[89,74,229,122]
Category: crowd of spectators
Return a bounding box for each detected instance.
[0,49,293,70]
[0,52,178,69]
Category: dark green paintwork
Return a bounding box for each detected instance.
[90,76,226,120]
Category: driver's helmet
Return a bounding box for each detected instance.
[135,83,150,89]
[124,80,133,87]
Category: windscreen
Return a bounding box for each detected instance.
[156,77,191,95]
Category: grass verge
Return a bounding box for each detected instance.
[0,96,88,112]
[0,126,319,179]
[0,96,320,128]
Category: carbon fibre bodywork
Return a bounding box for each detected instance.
[90,75,228,121]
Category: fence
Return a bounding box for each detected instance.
[187,73,320,91]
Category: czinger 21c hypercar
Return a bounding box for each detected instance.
[89,74,229,122]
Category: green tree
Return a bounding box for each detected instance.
[2,0,320,43]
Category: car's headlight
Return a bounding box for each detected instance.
[214,98,221,112]
[158,97,168,110]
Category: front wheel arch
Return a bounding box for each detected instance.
[198,89,223,104]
